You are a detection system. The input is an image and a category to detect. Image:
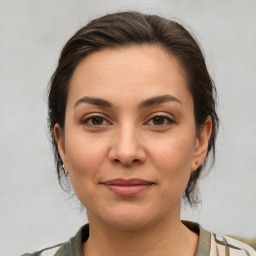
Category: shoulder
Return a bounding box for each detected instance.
[210,233,256,256]
[20,243,68,256]
[183,221,255,256]
[20,223,89,256]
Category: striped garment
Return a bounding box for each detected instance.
[21,221,256,256]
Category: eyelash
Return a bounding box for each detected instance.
[146,115,176,126]
[81,115,110,126]
[81,114,176,127]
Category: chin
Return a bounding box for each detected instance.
[99,204,162,231]
[106,214,153,231]
[86,202,154,231]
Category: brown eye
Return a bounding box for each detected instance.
[146,115,175,126]
[91,117,104,125]
[152,116,165,125]
[82,115,110,126]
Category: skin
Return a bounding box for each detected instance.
[55,45,212,256]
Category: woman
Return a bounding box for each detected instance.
[22,11,255,256]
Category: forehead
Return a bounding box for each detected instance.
[67,45,191,106]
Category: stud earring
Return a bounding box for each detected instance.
[62,164,68,176]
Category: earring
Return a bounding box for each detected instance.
[62,164,68,176]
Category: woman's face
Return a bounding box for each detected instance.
[55,45,211,230]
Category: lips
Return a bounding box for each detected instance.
[101,179,154,196]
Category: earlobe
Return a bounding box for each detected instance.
[192,116,212,171]
[54,123,66,165]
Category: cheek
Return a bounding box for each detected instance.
[65,133,108,178]
[64,135,108,207]
[151,135,194,169]
[149,135,195,191]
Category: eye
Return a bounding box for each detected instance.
[82,116,110,126]
[146,115,175,126]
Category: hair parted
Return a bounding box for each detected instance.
[48,11,219,206]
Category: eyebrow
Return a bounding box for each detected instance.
[139,95,182,109]
[74,94,182,109]
[74,96,113,108]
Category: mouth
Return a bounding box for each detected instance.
[101,178,155,196]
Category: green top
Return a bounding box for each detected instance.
[21,221,255,256]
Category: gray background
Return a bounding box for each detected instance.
[0,1,255,255]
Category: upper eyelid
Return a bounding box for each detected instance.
[80,115,111,127]
[81,113,111,121]
[82,117,111,128]
[146,116,175,124]
[144,112,177,126]
[145,112,176,121]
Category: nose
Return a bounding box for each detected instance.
[108,124,146,167]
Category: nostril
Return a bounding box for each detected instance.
[113,157,140,166]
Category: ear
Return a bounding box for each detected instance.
[54,123,67,167]
[191,116,212,171]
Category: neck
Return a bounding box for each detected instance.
[83,212,198,256]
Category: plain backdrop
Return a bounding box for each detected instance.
[0,1,255,255]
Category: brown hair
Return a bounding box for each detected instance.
[48,11,219,205]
